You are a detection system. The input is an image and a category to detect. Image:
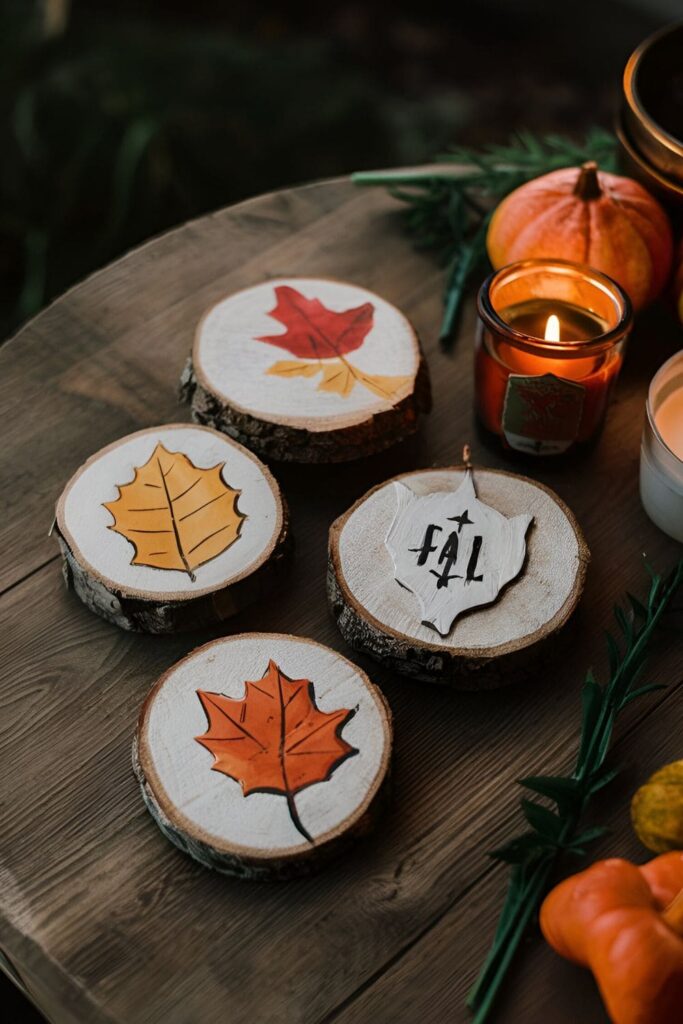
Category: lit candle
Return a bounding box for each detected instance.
[545,314,560,341]
[640,350,683,542]
[475,260,633,456]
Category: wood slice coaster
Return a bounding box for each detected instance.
[328,465,589,688]
[133,633,392,880]
[181,277,432,462]
[55,424,290,633]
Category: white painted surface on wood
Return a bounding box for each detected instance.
[193,278,419,429]
[141,635,389,853]
[339,469,581,650]
[58,425,280,598]
[386,471,532,636]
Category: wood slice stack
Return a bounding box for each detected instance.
[55,424,290,633]
[328,465,589,688]
[181,277,431,462]
[134,633,393,879]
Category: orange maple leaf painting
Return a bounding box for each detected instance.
[195,660,357,843]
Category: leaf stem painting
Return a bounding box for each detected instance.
[260,284,412,401]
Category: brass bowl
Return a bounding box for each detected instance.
[617,113,683,208]
[622,23,683,185]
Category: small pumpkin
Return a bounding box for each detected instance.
[540,851,683,1024]
[632,759,683,853]
[487,161,674,311]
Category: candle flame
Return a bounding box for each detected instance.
[544,314,560,342]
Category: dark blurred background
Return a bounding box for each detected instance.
[0,0,677,1018]
[0,0,677,346]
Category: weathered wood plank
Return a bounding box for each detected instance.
[0,179,681,1024]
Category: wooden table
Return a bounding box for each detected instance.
[1,177,682,1024]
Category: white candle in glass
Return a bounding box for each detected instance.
[640,350,683,543]
[655,389,683,460]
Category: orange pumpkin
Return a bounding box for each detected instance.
[487,162,674,311]
[540,851,683,1024]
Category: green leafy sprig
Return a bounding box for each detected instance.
[468,559,683,1023]
[352,129,620,349]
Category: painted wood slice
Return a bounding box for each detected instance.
[328,465,589,688]
[134,633,392,879]
[181,277,432,462]
[55,424,290,633]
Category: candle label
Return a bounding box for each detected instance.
[502,373,585,455]
[385,469,532,636]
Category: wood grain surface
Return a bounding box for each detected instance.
[1,176,682,1024]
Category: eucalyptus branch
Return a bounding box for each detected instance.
[352,128,620,350]
[467,559,683,1023]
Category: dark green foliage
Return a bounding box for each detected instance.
[0,10,454,339]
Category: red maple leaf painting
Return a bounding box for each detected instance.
[256,285,374,359]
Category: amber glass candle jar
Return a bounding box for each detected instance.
[475,260,633,456]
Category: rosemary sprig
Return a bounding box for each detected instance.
[352,128,620,349]
[468,559,683,1023]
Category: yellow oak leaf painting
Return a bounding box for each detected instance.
[104,443,244,581]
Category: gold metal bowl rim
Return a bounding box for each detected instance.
[616,114,683,200]
[623,23,683,165]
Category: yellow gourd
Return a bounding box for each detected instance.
[632,759,683,853]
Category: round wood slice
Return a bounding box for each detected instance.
[133,633,392,880]
[55,424,290,633]
[328,465,590,688]
[181,277,431,462]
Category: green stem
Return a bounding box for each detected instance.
[471,867,551,1024]
[439,214,492,350]
[351,169,471,187]
[577,573,678,779]
[468,809,581,1012]
[466,867,542,1008]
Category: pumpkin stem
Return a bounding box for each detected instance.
[662,887,683,937]
[574,162,602,201]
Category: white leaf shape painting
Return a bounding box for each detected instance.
[385,470,532,637]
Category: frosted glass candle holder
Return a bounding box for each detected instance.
[640,349,683,543]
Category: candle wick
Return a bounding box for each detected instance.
[462,444,472,468]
